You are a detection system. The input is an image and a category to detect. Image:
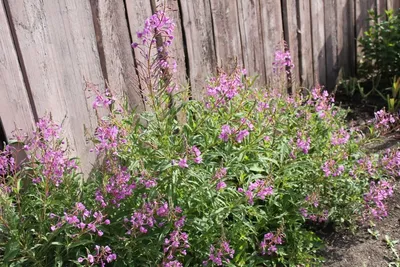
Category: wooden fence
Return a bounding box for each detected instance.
[1,0,399,173]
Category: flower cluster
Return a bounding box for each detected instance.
[296,131,311,154]
[260,231,284,255]
[133,10,175,48]
[203,240,235,266]
[299,208,329,223]
[218,124,251,143]
[0,145,15,177]
[363,180,393,220]
[356,157,376,176]
[92,88,115,109]
[50,202,110,236]
[24,117,78,187]
[213,167,227,191]
[92,122,127,155]
[125,200,170,235]
[331,128,350,146]
[190,146,203,164]
[95,166,136,207]
[321,159,344,177]
[373,109,396,132]
[238,180,273,205]
[381,149,400,177]
[273,49,294,74]
[131,10,177,95]
[138,170,158,189]
[163,216,189,266]
[206,68,246,107]
[78,245,117,267]
[310,86,334,119]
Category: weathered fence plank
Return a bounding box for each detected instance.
[91,0,145,112]
[237,0,266,86]
[151,0,188,91]
[282,0,300,86]
[324,0,339,89]
[310,0,326,87]
[125,0,154,110]
[7,0,104,174]
[297,0,313,88]
[179,0,217,100]
[356,0,376,55]
[377,0,387,19]
[259,0,284,84]
[209,0,243,72]
[337,0,356,79]
[0,1,35,139]
[387,0,400,10]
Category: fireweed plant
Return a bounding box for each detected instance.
[0,10,398,267]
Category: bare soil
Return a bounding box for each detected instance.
[322,181,400,267]
[321,97,400,267]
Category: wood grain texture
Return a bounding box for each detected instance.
[0,0,35,139]
[356,0,376,54]
[377,0,387,20]
[310,0,326,87]
[92,0,145,112]
[179,0,217,100]
[281,0,300,86]
[324,0,339,90]
[125,0,153,110]
[236,0,266,86]
[152,0,188,90]
[297,0,313,88]
[209,0,243,71]
[336,0,352,78]
[7,0,104,175]
[259,0,284,83]
[387,0,400,10]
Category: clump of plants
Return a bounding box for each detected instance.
[338,9,400,112]
[359,9,400,83]
[0,10,398,267]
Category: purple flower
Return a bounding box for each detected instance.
[219,125,232,142]
[331,128,350,146]
[178,158,188,168]
[216,181,227,191]
[203,240,234,266]
[236,130,249,143]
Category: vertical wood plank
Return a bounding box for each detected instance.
[356,0,376,55]
[377,0,387,19]
[337,0,354,79]
[310,0,326,87]
[8,0,105,175]
[387,0,400,11]
[179,0,217,100]
[125,0,154,109]
[0,0,35,139]
[92,0,145,112]
[236,0,266,86]
[259,0,284,83]
[209,0,243,71]
[151,0,189,90]
[281,0,300,86]
[297,0,313,88]
[324,0,339,90]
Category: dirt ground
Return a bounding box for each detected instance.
[321,98,400,267]
[322,180,400,267]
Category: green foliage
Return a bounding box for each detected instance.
[359,9,400,83]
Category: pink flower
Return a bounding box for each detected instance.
[236,130,249,143]
[178,158,188,168]
[216,181,227,191]
[219,125,232,142]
